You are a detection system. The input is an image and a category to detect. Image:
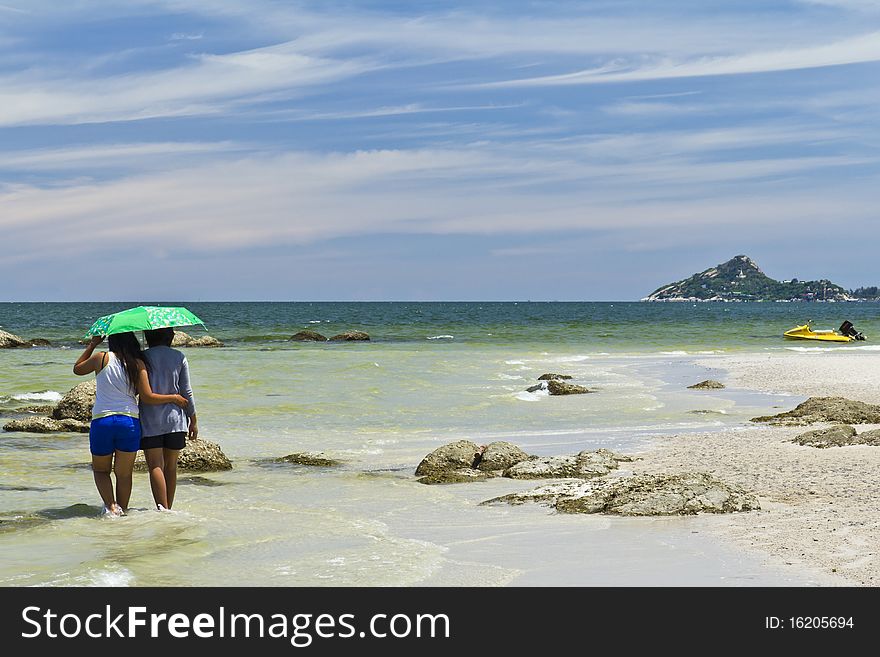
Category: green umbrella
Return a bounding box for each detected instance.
[85,306,205,338]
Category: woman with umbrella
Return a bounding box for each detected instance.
[74,332,189,516]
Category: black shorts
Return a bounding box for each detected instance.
[140,432,186,451]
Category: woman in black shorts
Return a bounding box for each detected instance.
[139,328,199,510]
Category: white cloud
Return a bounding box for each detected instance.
[0,141,244,171]
[1,137,875,265]
[483,31,880,87]
[0,42,377,126]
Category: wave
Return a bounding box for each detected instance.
[784,346,835,353]
[514,389,548,402]
[9,390,62,402]
[426,335,454,340]
[546,355,590,363]
[505,360,525,365]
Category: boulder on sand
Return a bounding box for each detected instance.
[484,472,760,516]
[792,424,880,448]
[503,449,629,480]
[135,438,232,472]
[752,397,880,425]
[687,380,725,390]
[329,331,370,341]
[290,330,328,342]
[52,380,96,422]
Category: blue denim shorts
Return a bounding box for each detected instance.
[89,415,141,456]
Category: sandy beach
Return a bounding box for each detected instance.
[630,351,880,586]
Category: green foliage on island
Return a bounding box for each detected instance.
[851,287,880,299]
[643,255,864,302]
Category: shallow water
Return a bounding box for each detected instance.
[1,302,850,586]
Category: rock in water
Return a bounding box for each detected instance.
[525,383,546,393]
[290,330,328,341]
[275,452,342,466]
[547,379,592,395]
[792,425,880,448]
[52,380,96,422]
[537,373,573,381]
[0,330,29,349]
[3,417,90,433]
[485,472,760,516]
[688,380,725,390]
[135,438,232,472]
[329,331,370,341]
[751,397,880,425]
[476,441,531,472]
[28,338,52,347]
[416,440,481,475]
[503,449,624,479]
[171,331,193,347]
[415,440,488,484]
[171,332,224,347]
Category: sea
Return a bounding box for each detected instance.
[1,301,877,587]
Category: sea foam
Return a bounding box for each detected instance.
[11,390,62,402]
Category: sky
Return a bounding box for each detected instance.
[1,0,879,301]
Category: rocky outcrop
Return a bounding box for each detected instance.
[688,380,725,390]
[792,425,880,448]
[3,417,89,433]
[414,442,634,484]
[0,331,52,348]
[484,472,760,516]
[290,330,328,342]
[752,397,880,425]
[275,452,342,467]
[171,332,224,347]
[134,438,232,472]
[538,373,573,381]
[17,405,55,414]
[476,441,531,472]
[0,330,29,348]
[52,380,96,422]
[503,449,629,480]
[547,379,591,395]
[329,331,370,341]
[525,383,546,393]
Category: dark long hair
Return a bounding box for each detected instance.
[107,332,147,392]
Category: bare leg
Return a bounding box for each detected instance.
[164,448,180,509]
[92,454,117,512]
[113,450,137,512]
[144,447,168,510]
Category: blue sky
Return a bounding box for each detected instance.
[2,0,879,300]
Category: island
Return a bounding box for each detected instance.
[642,255,873,302]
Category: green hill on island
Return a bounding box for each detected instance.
[642,255,860,302]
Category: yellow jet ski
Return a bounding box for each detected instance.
[783,320,865,343]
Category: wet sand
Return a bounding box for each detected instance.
[631,351,880,586]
